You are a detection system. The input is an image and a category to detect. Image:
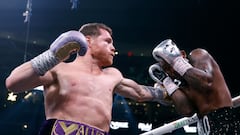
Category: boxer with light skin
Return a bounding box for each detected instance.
[149,39,240,134]
[5,23,170,135]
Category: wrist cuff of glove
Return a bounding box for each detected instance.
[163,77,179,96]
[31,50,59,76]
[173,57,193,76]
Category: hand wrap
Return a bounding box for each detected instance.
[31,30,88,75]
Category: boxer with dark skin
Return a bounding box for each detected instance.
[5,23,168,135]
[150,39,239,134]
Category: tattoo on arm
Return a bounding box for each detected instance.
[142,86,164,100]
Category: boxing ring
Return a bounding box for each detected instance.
[140,95,240,135]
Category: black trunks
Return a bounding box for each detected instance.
[197,107,240,135]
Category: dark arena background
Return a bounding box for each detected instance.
[0,0,239,135]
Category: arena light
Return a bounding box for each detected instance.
[34,85,44,91]
[23,0,32,23]
[7,92,17,102]
[70,0,79,10]
[24,92,32,100]
[23,124,28,129]
[114,51,119,55]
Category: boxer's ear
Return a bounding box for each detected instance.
[85,36,90,43]
[85,36,92,48]
[180,50,187,58]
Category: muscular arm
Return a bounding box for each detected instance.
[164,49,213,115]
[170,89,196,116]
[5,61,52,93]
[115,78,152,101]
[6,30,87,93]
[183,49,214,92]
[114,78,169,104]
[152,40,214,93]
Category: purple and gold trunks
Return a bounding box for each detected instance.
[38,119,109,135]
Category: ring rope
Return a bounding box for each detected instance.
[140,95,240,135]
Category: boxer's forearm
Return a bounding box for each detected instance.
[170,90,195,116]
[5,62,43,92]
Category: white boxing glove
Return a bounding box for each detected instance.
[148,63,179,96]
[148,63,168,84]
[152,39,193,76]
